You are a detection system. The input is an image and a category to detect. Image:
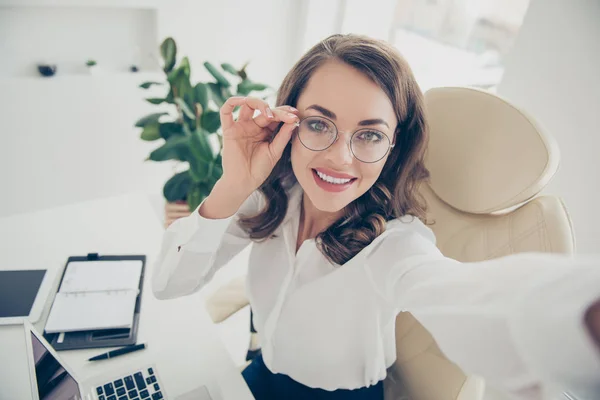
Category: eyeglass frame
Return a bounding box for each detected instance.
[292,115,395,163]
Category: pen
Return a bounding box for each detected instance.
[88,343,146,361]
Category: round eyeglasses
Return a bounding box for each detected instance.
[293,116,394,163]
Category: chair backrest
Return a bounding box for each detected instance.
[384,87,575,400]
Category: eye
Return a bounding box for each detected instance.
[356,130,384,143]
[307,119,331,134]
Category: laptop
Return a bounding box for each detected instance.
[0,321,215,400]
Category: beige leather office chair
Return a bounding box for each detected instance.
[205,87,575,399]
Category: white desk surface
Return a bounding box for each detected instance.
[0,192,253,400]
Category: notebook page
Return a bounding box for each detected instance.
[60,260,142,293]
[44,291,138,333]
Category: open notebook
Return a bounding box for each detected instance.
[45,260,143,334]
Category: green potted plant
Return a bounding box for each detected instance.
[135,37,272,227]
[86,59,98,74]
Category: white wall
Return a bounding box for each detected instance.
[1,0,303,219]
[497,0,600,253]
[341,0,397,41]
[0,72,173,218]
[157,0,305,94]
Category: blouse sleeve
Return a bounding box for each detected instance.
[365,226,600,395]
[151,190,263,300]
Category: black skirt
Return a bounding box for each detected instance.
[242,354,384,400]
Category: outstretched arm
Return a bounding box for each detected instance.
[365,228,600,395]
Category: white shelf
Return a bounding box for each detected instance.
[0,0,162,9]
[0,71,164,84]
[0,6,160,78]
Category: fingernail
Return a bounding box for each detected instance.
[288,113,298,119]
[289,107,298,112]
[265,108,274,118]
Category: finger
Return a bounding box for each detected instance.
[259,107,298,132]
[262,107,299,131]
[265,111,297,133]
[235,96,274,125]
[222,96,272,128]
[220,96,248,130]
[245,96,274,121]
[237,102,256,122]
[239,103,288,123]
[254,106,299,129]
[269,120,298,161]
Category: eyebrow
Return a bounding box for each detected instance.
[305,104,390,129]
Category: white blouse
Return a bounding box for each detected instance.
[152,183,600,397]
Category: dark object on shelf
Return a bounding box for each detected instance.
[37,64,57,77]
[130,65,139,72]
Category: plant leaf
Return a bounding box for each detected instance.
[163,170,191,202]
[179,57,191,78]
[186,182,210,211]
[208,83,226,108]
[194,83,209,111]
[188,157,209,182]
[168,66,193,103]
[183,90,196,115]
[238,79,269,96]
[221,63,239,76]
[148,136,190,162]
[204,62,231,87]
[166,66,179,82]
[159,122,184,140]
[200,111,221,133]
[247,82,269,92]
[160,37,177,73]
[135,112,168,127]
[139,81,163,89]
[208,162,223,186]
[140,123,161,141]
[175,97,195,119]
[146,97,165,105]
[237,80,252,96]
[190,128,214,163]
[223,86,233,100]
[238,61,250,80]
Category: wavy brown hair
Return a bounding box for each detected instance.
[239,33,430,265]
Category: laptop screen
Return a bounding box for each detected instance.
[30,331,82,400]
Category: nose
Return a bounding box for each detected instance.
[324,133,353,166]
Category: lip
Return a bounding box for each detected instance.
[312,169,357,193]
[313,167,357,179]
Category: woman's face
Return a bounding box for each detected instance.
[291,60,398,213]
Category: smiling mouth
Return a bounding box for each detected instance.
[313,169,356,184]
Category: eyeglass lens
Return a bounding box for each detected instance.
[296,116,391,163]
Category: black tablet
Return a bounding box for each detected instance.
[0,269,49,324]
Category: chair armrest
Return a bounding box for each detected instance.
[385,312,485,400]
[205,276,249,323]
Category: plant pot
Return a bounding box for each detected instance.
[164,200,191,228]
[87,65,100,75]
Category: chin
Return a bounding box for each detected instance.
[308,194,351,213]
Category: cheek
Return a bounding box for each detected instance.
[290,137,313,179]
[355,163,384,192]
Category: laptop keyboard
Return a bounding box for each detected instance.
[95,367,163,400]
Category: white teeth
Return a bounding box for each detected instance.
[315,170,352,184]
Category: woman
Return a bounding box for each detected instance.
[152,34,600,399]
